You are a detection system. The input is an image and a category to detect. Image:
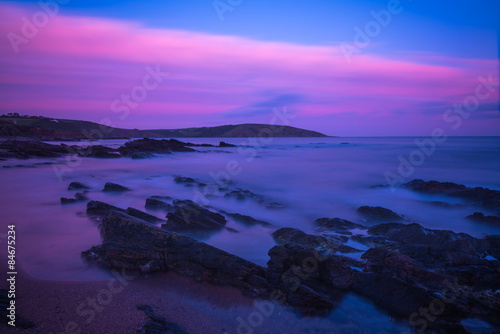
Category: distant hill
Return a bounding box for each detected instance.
[0,114,328,139]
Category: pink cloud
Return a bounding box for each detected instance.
[0,2,498,135]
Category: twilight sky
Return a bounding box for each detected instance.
[1,0,499,136]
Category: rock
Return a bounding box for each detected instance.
[218,141,237,147]
[272,228,341,254]
[126,207,164,224]
[220,211,272,227]
[82,211,266,294]
[68,181,90,191]
[136,304,189,334]
[466,212,500,224]
[60,192,88,205]
[164,203,227,231]
[403,179,500,210]
[224,189,262,201]
[77,145,121,158]
[172,199,196,206]
[145,198,174,212]
[357,206,404,221]
[86,200,125,216]
[314,218,366,232]
[118,138,195,157]
[265,202,285,210]
[173,176,205,187]
[0,140,68,158]
[102,182,130,193]
[361,247,446,286]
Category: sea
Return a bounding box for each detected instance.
[1,136,499,333]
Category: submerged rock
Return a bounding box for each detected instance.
[68,181,90,191]
[357,206,404,222]
[135,305,189,334]
[82,211,333,313]
[126,207,164,224]
[102,182,130,193]
[0,140,68,158]
[77,145,121,158]
[314,218,366,233]
[86,200,125,216]
[145,198,174,212]
[220,211,272,227]
[218,141,237,147]
[164,203,227,231]
[403,179,500,210]
[60,192,88,205]
[118,138,195,157]
[466,212,500,224]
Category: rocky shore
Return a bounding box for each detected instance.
[72,177,500,333]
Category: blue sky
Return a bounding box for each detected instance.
[1,0,499,135]
[11,0,499,58]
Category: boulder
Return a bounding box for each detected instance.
[126,207,164,224]
[163,203,226,231]
[145,198,174,212]
[357,206,404,221]
[466,212,500,224]
[403,179,500,210]
[102,182,130,193]
[118,138,195,157]
[314,218,366,233]
[86,200,125,216]
[68,181,90,191]
[77,145,121,158]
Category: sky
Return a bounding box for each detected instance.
[0,0,499,136]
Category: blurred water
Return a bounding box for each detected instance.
[1,136,499,281]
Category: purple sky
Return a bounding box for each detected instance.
[1,0,499,136]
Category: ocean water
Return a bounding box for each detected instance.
[1,136,499,281]
[1,136,499,333]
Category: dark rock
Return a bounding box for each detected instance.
[77,145,121,158]
[126,207,164,224]
[314,218,366,232]
[173,176,196,184]
[172,199,196,207]
[220,211,272,227]
[102,182,130,193]
[173,176,205,187]
[136,304,189,334]
[486,235,500,259]
[68,181,90,190]
[357,206,404,221]
[164,203,227,231]
[60,192,88,205]
[145,198,174,212]
[403,179,500,210]
[361,247,446,286]
[82,212,264,293]
[265,202,285,209]
[218,141,237,147]
[466,212,500,224]
[224,189,262,201]
[86,200,125,216]
[118,138,195,157]
[0,140,68,158]
[83,211,333,314]
[272,228,340,253]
